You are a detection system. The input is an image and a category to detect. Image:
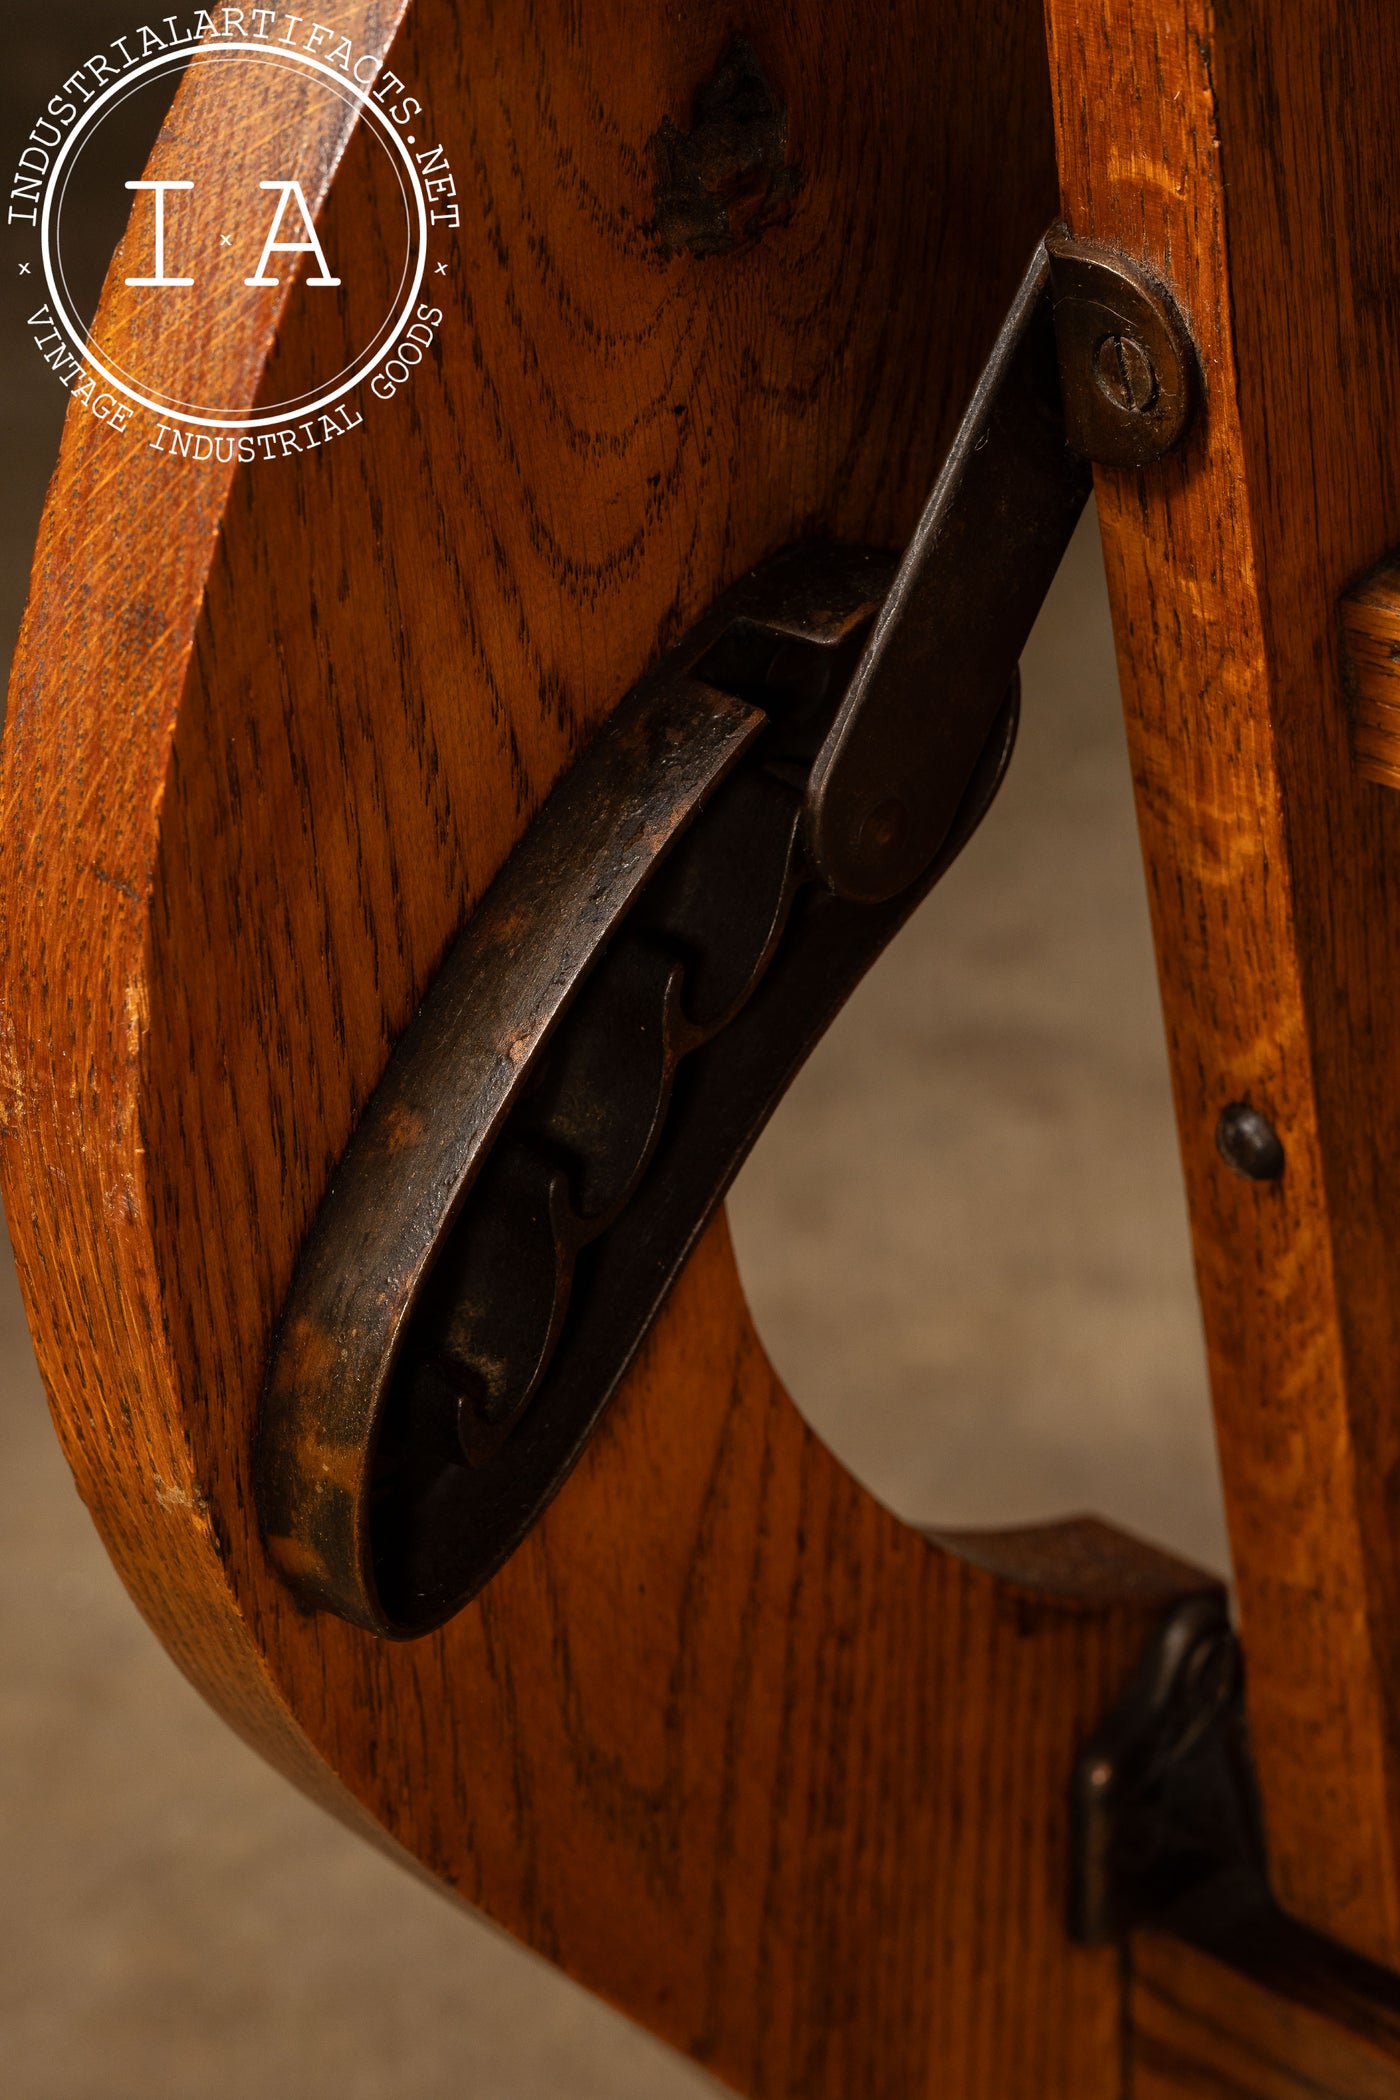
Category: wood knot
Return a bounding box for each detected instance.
[649,38,801,260]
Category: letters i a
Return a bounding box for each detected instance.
[124,178,340,288]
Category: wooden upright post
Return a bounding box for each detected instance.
[1045,0,1400,1968]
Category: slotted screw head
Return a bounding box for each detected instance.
[1047,232,1196,468]
[1093,331,1159,415]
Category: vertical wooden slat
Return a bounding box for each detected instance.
[1043,0,1400,1965]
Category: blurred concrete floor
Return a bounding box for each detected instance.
[0,15,1225,2097]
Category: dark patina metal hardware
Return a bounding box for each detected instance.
[1045,229,1196,470]
[804,251,1090,902]
[1071,1593,1265,1945]
[258,232,1200,1639]
[803,235,1197,902]
[1077,1605,1400,2042]
[1216,1100,1286,1182]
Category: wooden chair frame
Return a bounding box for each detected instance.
[9,2,1400,2091]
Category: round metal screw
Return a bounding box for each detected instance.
[1216,1101,1285,1182]
[1092,330,1159,416]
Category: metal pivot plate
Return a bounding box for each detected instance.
[1045,229,1196,469]
[259,234,1198,1639]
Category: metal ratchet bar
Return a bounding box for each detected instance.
[805,242,1094,903]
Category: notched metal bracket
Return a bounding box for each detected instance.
[258,231,1202,1640]
[1071,1593,1266,1945]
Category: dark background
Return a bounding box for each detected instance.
[0,11,1223,2097]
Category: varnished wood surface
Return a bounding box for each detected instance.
[1341,558,1400,792]
[1132,1930,1400,2099]
[1044,0,1400,1969]
[0,2,1216,2094]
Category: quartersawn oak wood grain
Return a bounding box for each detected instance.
[1044,0,1400,1970]
[28,0,1400,2092]
[0,3,1210,2093]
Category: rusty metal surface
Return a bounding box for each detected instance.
[258,547,902,1634]
[256,656,765,1627]
[1046,229,1196,469]
[258,232,1192,1641]
[804,244,1093,903]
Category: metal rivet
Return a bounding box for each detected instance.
[1092,331,1158,415]
[1216,1102,1285,1182]
[859,796,909,855]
